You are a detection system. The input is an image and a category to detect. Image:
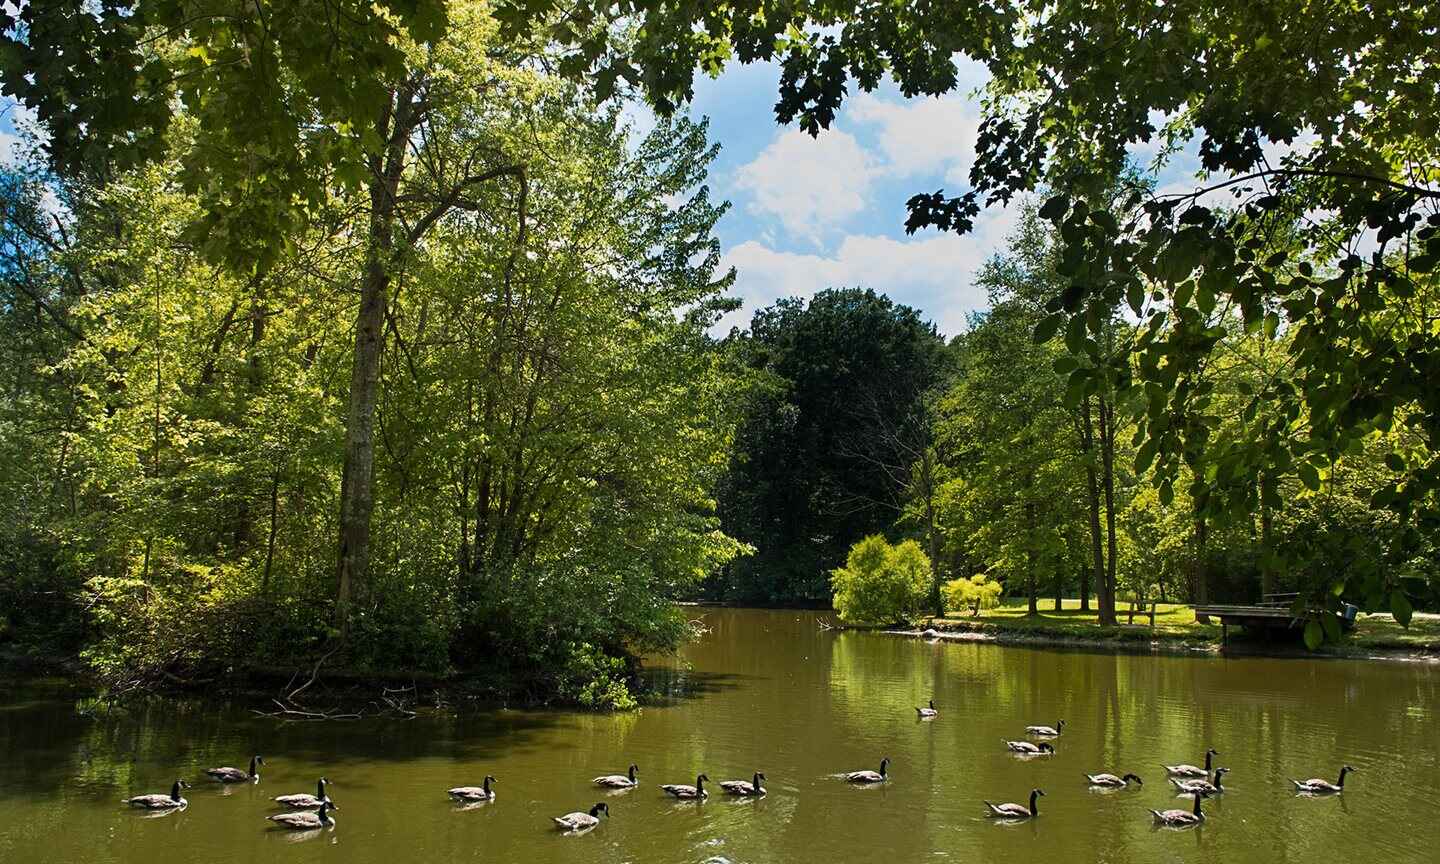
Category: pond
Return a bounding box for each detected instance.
[2,607,1437,862]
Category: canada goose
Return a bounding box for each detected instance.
[844,758,890,784]
[274,777,331,810]
[124,780,189,810]
[268,801,337,830]
[447,776,497,802]
[1086,772,1143,788]
[916,700,938,718]
[1163,748,1217,778]
[720,772,766,797]
[593,764,639,789]
[206,755,264,783]
[1026,719,1065,737]
[985,788,1044,819]
[1171,767,1229,796]
[1005,740,1055,755]
[1150,792,1204,826]
[660,774,709,800]
[554,802,608,831]
[1292,765,1356,794]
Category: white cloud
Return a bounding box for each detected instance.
[733,127,876,244]
[849,92,980,186]
[719,204,1021,336]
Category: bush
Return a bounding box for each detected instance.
[830,535,932,625]
[555,642,637,711]
[943,574,1002,616]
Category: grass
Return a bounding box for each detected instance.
[918,597,1440,656]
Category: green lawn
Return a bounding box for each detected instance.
[921,598,1440,655]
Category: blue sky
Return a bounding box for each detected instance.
[679,60,1214,337]
[2,59,1207,338]
[681,58,1013,336]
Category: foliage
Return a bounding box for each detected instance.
[830,535,932,626]
[942,575,1001,617]
[0,68,744,699]
[710,288,949,604]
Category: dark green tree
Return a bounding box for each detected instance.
[712,288,949,605]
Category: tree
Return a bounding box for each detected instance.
[712,288,949,605]
[830,535,932,626]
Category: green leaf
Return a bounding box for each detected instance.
[1297,462,1320,491]
[1158,479,1174,506]
[1038,194,1069,221]
[1065,313,1088,354]
[1391,591,1413,627]
[1052,356,1079,374]
[1384,452,1405,471]
[1321,611,1342,642]
[1303,619,1323,650]
[1033,312,1064,343]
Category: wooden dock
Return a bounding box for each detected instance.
[1194,593,1355,642]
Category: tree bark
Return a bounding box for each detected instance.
[1098,394,1119,625]
[334,86,412,631]
[1025,499,1038,616]
[921,448,944,617]
[1078,396,1105,617]
[1259,475,1275,598]
[1193,513,1210,604]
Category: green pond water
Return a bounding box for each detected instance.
[2,607,1437,862]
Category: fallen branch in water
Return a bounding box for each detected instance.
[285,645,339,704]
[251,698,364,722]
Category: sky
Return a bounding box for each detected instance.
[679,59,1214,337]
[0,56,1208,339]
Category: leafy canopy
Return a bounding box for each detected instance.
[830,535,932,626]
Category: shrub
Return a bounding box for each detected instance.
[943,574,1003,616]
[555,642,637,711]
[830,535,932,625]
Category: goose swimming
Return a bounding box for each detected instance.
[985,788,1044,819]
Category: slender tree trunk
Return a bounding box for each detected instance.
[334,89,410,631]
[1098,394,1119,625]
[921,448,943,617]
[1078,396,1105,616]
[1025,499,1038,616]
[263,471,279,591]
[1193,513,1210,604]
[1259,475,1275,598]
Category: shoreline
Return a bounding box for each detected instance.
[879,618,1440,664]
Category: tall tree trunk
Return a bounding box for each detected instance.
[1193,513,1210,604]
[921,448,943,617]
[1078,396,1104,616]
[1098,394,1119,625]
[1025,499,1038,616]
[334,89,410,631]
[1259,475,1275,598]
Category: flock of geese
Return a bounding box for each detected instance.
[119,704,1359,835]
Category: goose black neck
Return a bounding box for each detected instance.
[483,776,492,794]
[249,756,259,777]
[1212,769,1223,789]
[171,782,183,801]
[1204,751,1213,771]
[1338,767,1350,787]
[753,773,763,791]
[879,759,889,778]
[1029,790,1039,814]
[695,775,705,793]
[1193,794,1203,816]
[628,765,637,782]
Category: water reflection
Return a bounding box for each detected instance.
[1,608,1437,864]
